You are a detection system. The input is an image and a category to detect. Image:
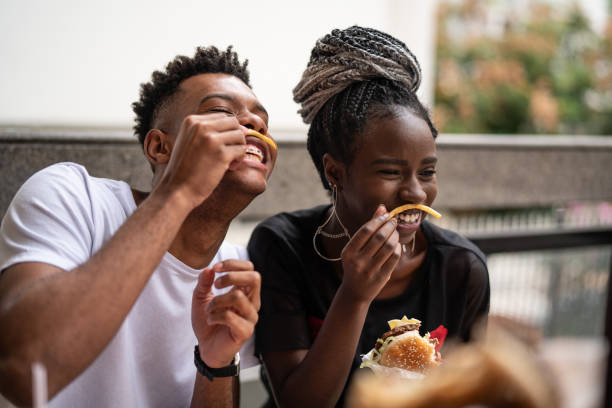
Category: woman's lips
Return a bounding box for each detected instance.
[395,210,422,232]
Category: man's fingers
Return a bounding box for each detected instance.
[195,268,215,296]
[211,260,254,273]
[214,271,260,289]
[206,309,254,343]
[214,271,261,310]
[206,289,259,324]
[184,113,243,135]
[216,128,247,146]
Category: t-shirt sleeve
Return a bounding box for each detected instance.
[248,223,311,354]
[460,251,490,340]
[0,164,95,273]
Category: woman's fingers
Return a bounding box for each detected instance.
[370,230,400,270]
[377,239,402,277]
[359,217,398,258]
[343,205,391,253]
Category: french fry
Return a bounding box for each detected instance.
[246,129,277,152]
[388,204,442,219]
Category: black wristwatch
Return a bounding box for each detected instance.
[194,345,240,381]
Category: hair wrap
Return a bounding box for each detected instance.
[293,26,422,124]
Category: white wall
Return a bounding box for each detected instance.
[0,0,437,138]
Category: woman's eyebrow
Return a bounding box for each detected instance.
[370,157,438,166]
[370,158,408,166]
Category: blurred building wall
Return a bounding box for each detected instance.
[0,0,437,135]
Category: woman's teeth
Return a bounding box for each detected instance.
[397,211,421,224]
[245,144,264,163]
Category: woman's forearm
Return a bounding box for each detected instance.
[276,291,370,408]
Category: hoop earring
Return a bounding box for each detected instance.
[313,185,350,262]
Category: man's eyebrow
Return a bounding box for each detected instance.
[370,157,438,165]
[198,93,234,106]
[198,93,269,117]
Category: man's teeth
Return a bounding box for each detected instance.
[397,212,420,224]
[245,145,264,163]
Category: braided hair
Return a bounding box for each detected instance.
[293,26,438,191]
[132,46,250,146]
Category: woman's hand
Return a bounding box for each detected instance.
[338,204,401,304]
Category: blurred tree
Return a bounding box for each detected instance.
[434,0,612,135]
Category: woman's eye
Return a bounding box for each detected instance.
[378,169,400,176]
[420,169,437,178]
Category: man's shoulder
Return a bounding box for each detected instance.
[25,162,123,193]
[216,241,249,261]
[27,162,89,186]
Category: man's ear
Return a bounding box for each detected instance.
[322,153,346,190]
[143,129,172,166]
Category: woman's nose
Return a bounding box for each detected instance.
[399,176,427,203]
[239,110,267,135]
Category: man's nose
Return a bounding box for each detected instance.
[239,111,267,135]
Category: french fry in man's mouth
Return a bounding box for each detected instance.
[389,204,442,219]
[246,129,277,152]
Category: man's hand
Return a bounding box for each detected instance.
[159,113,248,209]
[191,260,260,368]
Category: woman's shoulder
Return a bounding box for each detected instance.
[422,221,487,266]
[251,204,330,242]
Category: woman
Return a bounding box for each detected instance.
[247,26,490,408]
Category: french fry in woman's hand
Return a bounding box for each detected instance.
[388,204,441,219]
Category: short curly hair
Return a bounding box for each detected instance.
[132,45,250,146]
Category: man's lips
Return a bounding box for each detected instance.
[245,135,271,164]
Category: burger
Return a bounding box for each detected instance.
[362,317,443,377]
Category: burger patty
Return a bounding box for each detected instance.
[375,323,420,351]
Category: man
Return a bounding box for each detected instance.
[0,45,276,407]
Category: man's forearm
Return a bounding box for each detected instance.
[0,188,194,404]
[190,373,238,408]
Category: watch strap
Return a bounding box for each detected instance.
[194,345,239,381]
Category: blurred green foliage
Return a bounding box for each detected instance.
[434,0,612,134]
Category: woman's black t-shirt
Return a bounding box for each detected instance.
[247,205,490,407]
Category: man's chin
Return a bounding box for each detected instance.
[222,171,268,196]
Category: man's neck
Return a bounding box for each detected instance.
[168,209,231,270]
[133,182,254,270]
[169,186,254,269]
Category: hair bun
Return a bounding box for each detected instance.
[293,25,422,124]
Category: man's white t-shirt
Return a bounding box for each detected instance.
[0,162,257,407]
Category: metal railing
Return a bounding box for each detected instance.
[466,226,612,408]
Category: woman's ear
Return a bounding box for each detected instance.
[322,153,346,190]
[143,129,172,166]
